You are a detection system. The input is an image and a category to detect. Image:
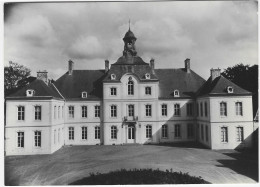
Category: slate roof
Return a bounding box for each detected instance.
[6,79,63,100]
[155,69,205,99]
[114,56,148,65]
[54,70,106,100]
[197,75,251,97]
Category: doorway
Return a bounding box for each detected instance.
[127,125,135,143]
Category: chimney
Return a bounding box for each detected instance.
[150,58,155,70]
[105,60,109,73]
[211,68,221,81]
[37,70,48,84]
[68,60,74,75]
[184,58,190,73]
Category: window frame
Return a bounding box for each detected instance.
[235,102,243,116]
[128,104,135,117]
[94,105,101,118]
[68,127,74,140]
[110,87,117,96]
[68,106,74,118]
[82,106,87,118]
[146,125,152,138]
[111,126,117,139]
[35,105,41,121]
[110,105,117,118]
[237,126,244,142]
[34,130,41,147]
[145,86,152,95]
[220,102,227,117]
[221,126,228,143]
[95,126,101,139]
[18,106,25,121]
[162,124,168,139]
[174,104,181,116]
[187,124,194,139]
[186,103,193,116]
[161,104,167,117]
[128,80,134,95]
[174,124,181,138]
[145,104,152,117]
[17,131,24,148]
[81,126,88,140]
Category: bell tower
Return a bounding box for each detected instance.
[123,21,137,59]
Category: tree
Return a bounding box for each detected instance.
[221,63,258,117]
[4,61,31,96]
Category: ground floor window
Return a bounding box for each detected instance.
[174,124,181,138]
[95,126,100,139]
[17,132,24,148]
[111,126,117,139]
[201,125,204,141]
[205,126,209,142]
[237,127,244,142]
[82,127,87,140]
[187,124,194,138]
[146,125,152,138]
[54,130,56,144]
[34,131,41,147]
[69,127,74,140]
[221,127,228,142]
[162,124,168,138]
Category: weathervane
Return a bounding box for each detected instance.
[129,19,131,30]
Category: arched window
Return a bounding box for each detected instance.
[128,80,134,95]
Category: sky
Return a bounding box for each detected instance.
[4,1,258,80]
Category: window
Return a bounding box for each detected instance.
[174,124,181,138]
[82,106,87,118]
[162,104,167,116]
[54,130,56,144]
[82,127,87,140]
[145,87,151,95]
[95,126,100,139]
[17,132,24,148]
[162,124,168,138]
[26,89,35,96]
[34,131,41,147]
[111,105,117,117]
[58,129,60,143]
[174,104,180,116]
[227,86,233,93]
[205,126,209,142]
[174,90,179,97]
[82,91,87,98]
[187,124,194,138]
[201,125,204,140]
[62,106,64,118]
[204,102,208,117]
[220,102,227,116]
[95,105,100,117]
[146,125,152,138]
[145,73,150,79]
[145,104,152,117]
[236,102,243,116]
[54,106,57,119]
[237,127,244,142]
[221,127,228,142]
[111,126,117,139]
[69,127,74,140]
[128,79,134,95]
[18,106,25,120]
[187,103,193,116]
[128,105,134,117]
[110,87,117,96]
[58,106,60,119]
[68,106,74,118]
[196,103,199,117]
[200,102,203,117]
[35,106,41,120]
[111,74,116,80]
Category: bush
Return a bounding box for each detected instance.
[70,168,210,185]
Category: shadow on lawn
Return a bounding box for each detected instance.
[216,149,259,182]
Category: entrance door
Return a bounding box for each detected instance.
[127,126,135,143]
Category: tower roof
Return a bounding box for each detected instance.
[123,29,136,41]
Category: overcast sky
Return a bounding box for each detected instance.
[4,1,258,80]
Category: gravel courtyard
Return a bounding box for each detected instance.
[5,144,258,185]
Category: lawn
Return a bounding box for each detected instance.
[5,143,258,185]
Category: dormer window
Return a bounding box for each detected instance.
[26,89,35,97]
[111,74,116,80]
[82,91,87,98]
[145,73,150,79]
[227,86,233,93]
[174,90,180,97]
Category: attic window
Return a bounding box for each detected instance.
[26,89,35,97]
[82,91,87,98]
[111,74,116,80]
[174,90,180,97]
[145,73,150,79]
[227,86,233,93]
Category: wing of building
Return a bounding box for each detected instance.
[5,28,255,155]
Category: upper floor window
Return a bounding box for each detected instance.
[82,106,87,118]
[111,105,117,117]
[162,104,167,116]
[35,106,41,120]
[174,124,181,138]
[221,127,228,142]
[204,102,208,117]
[82,91,87,98]
[146,125,152,138]
[145,73,150,79]
[235,102,243,116]
[34,131,41,147]
[237,127,244,142]
[110,87,117,96]
[220,102,227,116]
[162,124,168,138]
[68,127,74,140]
[174,90,180,97]
[145,87,151,95]
[128,105,134,117]
[145,104,152,117]
[174,104,180,116]
[17,132,24,148]
[111,126,117,139]
[18,106,25,120]
[95,105,100,117]
[62,106,64,118]
[187,103,193,116]
[54,106,57,119]
[200,102,203,117]
[68,106,74,118]
[58,106,60,119]
[227,86,234,93]
[128,78,134,95]
[26,89,35,97]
